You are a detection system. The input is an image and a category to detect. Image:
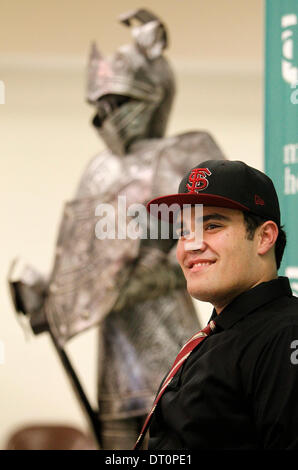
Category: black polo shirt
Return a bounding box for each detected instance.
[148,277,298,450]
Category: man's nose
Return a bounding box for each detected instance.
[184,239,207,252]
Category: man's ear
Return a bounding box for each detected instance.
[257,221,279,256]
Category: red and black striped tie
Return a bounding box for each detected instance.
[134,319,216,449]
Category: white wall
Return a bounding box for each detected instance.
[0,0,264,449]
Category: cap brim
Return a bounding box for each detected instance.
[146,193,250,222]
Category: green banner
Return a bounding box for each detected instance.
[265,0,298,295]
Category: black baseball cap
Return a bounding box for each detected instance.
[147,160,281,226]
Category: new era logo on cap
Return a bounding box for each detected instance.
[255,194,265,206]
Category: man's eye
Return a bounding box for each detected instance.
[205,223,220,231]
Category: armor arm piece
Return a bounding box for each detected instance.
[112,245,186,313]
[7,258,49,334]
[8,258,47,314]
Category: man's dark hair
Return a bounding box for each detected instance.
[243,212,286,270]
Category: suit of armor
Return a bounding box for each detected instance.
[9,9,225,449]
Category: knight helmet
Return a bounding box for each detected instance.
[87,8,176,155]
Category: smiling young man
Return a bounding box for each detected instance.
[134,159,298,450]
[176,205,279,314]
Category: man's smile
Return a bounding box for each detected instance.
[185,258,216,273]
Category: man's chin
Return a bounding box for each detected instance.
[186,284,216,303]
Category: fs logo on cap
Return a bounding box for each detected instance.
[187,168,212,193]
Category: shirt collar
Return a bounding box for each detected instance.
[209,277,292,331]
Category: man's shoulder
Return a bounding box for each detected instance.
[270,293,298,323]
[237,297,298,379]
[244,296,298,360]
[237,293,298,350]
